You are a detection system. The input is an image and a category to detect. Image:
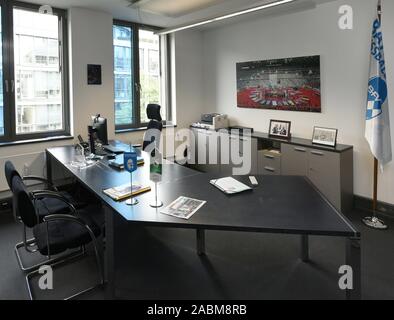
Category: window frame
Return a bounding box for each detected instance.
[0,0,70,144]
[113,20,170,132]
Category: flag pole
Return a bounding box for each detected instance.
[373,157,378,212]
[362,0,389,230]
[362,157,387,229]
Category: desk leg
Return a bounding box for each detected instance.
[45,150,53,184]
[300,235,309,262]
[346,237,361,300]
[104,205,115,299]
[197,229,206,256]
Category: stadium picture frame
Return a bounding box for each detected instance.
[236,55,321,112]
[312,126,338,147]
[269,120,292,139]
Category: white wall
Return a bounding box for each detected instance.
[202,0,394,204]
[68,7,115,140]
[173,30,205,128]
[0,7,204,192]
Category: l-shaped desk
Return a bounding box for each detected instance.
[45,141,361,300]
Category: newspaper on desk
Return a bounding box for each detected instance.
[161,196,206,220]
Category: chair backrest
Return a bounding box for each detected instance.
[146,104,162,122]
[4,161,21,191]
[12,175,37,228]
[143,104,163,154]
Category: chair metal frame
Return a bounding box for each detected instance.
[14,188,84,273]
[23,191,104,300]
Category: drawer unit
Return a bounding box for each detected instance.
[258,150,281,175]
[280,142,353,213]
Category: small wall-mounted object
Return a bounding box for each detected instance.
[87,64,102,85]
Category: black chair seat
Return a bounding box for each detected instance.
[35,191,87,220]
[33,206,102,256]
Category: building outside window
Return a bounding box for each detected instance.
[13,8,63,134]
[113,21,170,131]
[113,25,134,126]
[0,2,69,143]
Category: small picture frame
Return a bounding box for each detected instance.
[312,126,338,147]
[269,120,291,139]
[87,64,102,85]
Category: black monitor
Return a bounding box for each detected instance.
[91,115,108,145]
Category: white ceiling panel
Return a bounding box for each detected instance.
[135,0,228,18]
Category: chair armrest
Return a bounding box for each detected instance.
[42,214,99,257]
[32,190,76,215]
[44,214,88,227]
[23,176,58,191]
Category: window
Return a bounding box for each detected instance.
[0,7,4,136]
[0,1,69,143]
[139,29,162,124]
[113,24,134,127]
[113,21,170,131]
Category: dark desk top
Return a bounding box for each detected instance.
[47,143,359,238]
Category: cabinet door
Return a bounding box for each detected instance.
[229,135,258,175]
[281,143,309,176]
[308,149,341,210]
[195,130,221,174]
[219,132,232,176]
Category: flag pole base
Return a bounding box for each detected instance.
[126,198,139,206]
[362,216,388,230]
[150,200,163,208]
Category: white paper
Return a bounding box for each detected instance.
[160,196,206,220]
[210,177,252,194]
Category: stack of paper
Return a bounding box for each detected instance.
[103,183,151,201]
[161,196,206,220]
[210,177,252,194]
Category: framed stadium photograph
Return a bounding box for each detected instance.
[312,127,338,147]
[237,55,321,112]
[269,120,291,139]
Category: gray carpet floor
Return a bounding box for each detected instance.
[0,209,393,300]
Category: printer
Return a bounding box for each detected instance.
[192,113,229,130]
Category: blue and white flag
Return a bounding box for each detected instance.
[124,151,137,173]
[365,0,392,169]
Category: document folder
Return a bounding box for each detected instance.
[210,177,252,195]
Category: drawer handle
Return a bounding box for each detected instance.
[294,147,306,153]
[311,151,324,156]
[264,155,275,159]
[264,166,275,172]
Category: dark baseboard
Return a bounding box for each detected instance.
[354,195,394,219]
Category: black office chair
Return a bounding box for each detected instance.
[12,174,104,300]
[4,161,88,271]
[143,104,163,156]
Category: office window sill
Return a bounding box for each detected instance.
[0,135,74,148]
[115,124,177,134]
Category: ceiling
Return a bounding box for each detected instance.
[129,0,228,18]
[22,0,338,29]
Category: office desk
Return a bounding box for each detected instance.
[46,143,361,300]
